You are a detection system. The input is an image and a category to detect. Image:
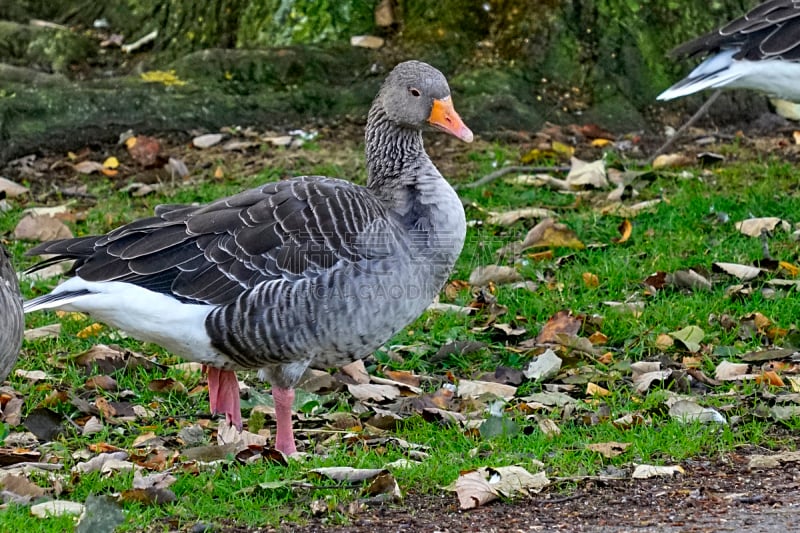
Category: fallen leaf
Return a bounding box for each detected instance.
[586,382,610,396]
[586,441,631,458]
[350,35,385,49]
[566,157,607,189]
[13,214,73,241]
[652,153,693,169]
[126,135,162,166]
[582,272,599,288]
[735,217,789,237]
[73,452,134,474]
[668,400,726,424]
[613,219,632,244]
[631,464,685,479]
[1,474,47,501]
[457,380,516,401]
[537,310,582,343]
[192,133,224,149]
[31,501,85,518]
[347,383,401,402]
[520,218,585,250]
[669,325,704,352]
[523,349,563,381]
[0,177,29,198]
[468,265,522,287]
[77,323,104,338]
[713,262,762,281]
[148,378,187,394]
[715,360,751,381]
[23,324,62,341]
[73,161,105,174]
[309,467,388,483]
[451,466,549,509]
[14,369,49,382]
[486,207,557,226]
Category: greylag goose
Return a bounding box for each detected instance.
[0,244,23,382]
[658,0,800,101]
[24,60,473,455]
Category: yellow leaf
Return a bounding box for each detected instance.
[756,371,785,387]
[224,70,233,80]
[67,151,78,161]
[214,166,225,179]
[125,137,138,149]
[613,219,632,244]
[589,332,608,345]
[551,141,575,157]
[140,70,187,87]
[103,156,119,169]
[100,168,118,177]
[582,272,599,288]
[590,138,613,147]
[779,261,800,277]
[55,311,87,321]
[586,382,610,396]
[77,323,104,338]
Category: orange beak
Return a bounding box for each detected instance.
[428,97,473,143]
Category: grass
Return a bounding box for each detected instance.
[2,135,800,530]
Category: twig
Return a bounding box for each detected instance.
[458,165,570,190]
[648,89,722,164]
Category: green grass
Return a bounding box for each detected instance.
[2,138,800,530]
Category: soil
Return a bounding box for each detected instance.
[201,449,800,532]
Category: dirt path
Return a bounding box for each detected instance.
[273,454,800,533]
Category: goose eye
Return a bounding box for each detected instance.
[409,87,421,97]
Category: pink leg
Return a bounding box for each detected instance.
[204,366,243,430]
[272,386,297,455]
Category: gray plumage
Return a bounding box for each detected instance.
[25,60,469,393]
[658,1,800,102]
[0,244,23,382]
[671,0,800,61]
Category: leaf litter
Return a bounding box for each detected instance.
[6,123,800,530]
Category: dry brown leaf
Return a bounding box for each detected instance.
[586,441,631,458]
[537,310,582,343]
[715,360,752,381]
[566,157,607,189]
[456,379,516,401]
[486,207,557,226]
[0,177,29,198]
[341,359,370,384]
[521,218,585,250]
[126,135,163,166]
[347,383,401,402]
[192,133,224,149]
[23,324,61,341]
[73,160,105,174]
[632,464,685,478]
[713,262,762,281]
[468,265,522,287]
[582,272,599,288]
[84,375,118,391]
[652,153,693,169]
[13,214,73,242]
[309,467,388,483]
[148,378,187,394]
[735,217,789,237]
